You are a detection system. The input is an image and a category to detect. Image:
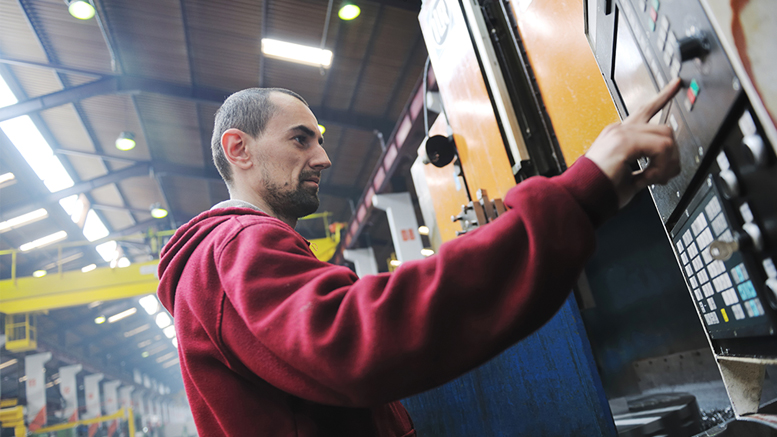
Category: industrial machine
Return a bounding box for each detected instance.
[400,0,777,435]
[586,0,777,422]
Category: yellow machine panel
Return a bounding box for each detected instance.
[419,0,517,201]
[511,0,620,165]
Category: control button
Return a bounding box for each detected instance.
[742,134,768,167]
[687,88,697,105]
[651,0,660,11]
[663,51,674,67]
[649,19,656,32]
[677,34,710,62]
[718,168,739,198]
[739,111,757,136]
[670,61,681,78]
[660,15,669,30]
[650,7,658,22]
[657,27,668,50]
[690,79,700,96]
[639,0,647,12]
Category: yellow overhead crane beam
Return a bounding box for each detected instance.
[0,260,160,315]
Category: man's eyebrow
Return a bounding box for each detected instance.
[290,125,324,145]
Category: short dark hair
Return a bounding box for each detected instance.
[211,88,308,184]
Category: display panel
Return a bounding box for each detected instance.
[613,10,660,121]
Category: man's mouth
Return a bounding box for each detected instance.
[301,174,321,188]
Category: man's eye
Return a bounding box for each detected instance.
[293,136,306,144]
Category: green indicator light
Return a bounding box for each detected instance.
[690,79,700,96]
[652,0,660,11]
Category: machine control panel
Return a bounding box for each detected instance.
[586,0,777,355]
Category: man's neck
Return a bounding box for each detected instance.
[227,191,297,228]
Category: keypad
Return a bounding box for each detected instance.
[673,192,766,329]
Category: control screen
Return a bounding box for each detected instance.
[613,10,660,123]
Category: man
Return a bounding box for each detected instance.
[157,80,681,436]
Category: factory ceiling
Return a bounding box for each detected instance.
[0,0,426,394]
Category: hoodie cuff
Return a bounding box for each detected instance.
[555,157,619,229]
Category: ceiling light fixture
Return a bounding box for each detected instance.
[150,203,168,219]
[124,324,150,337]
[172,338,178,348]
[94,316,106,324]
[155,312,172,329]
[418,225,429,236]
[389,259,402,268]
[261,38,333,68]
[139,295,160,315]
[421,248,435,257]
[162,325,176,339]
[162,358,180,368]
[20,230,67,252]
[0,359,18,370]
[32,269,47,278]
[117,257,131,268]
[81,264,97,273]
[0,172,15,188]
[338,3,361,20]
[67,0,96,20]
[108,307,137,323]
[0,208,48,233]
[318,124,326,135]
[115,131,136,151]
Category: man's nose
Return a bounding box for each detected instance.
[311,146,332,170]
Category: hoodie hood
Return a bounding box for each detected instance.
[157,207,274,316]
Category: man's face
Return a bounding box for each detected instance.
[247,93,331,219]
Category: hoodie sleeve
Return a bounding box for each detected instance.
[216,157,617,408]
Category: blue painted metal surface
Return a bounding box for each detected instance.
[401,294,616,436]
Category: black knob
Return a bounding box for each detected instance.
[677,35,709,62]
[742,134,768,168]
[718,169,740,198]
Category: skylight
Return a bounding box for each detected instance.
[0,72,117,262]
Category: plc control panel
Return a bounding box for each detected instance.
[586,0,777,356]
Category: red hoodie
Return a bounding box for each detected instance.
[157,157,617,436]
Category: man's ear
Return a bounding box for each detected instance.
[221,128,253,171]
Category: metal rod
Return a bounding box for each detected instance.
[319,0,334,75]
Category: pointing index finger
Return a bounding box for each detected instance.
[626,78,682,124]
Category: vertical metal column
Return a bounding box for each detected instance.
[372,192,424,262]
[343,248,379,276]
[58,364,82,423]
[24,351,51,431]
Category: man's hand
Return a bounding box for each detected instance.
[586,78,682,208]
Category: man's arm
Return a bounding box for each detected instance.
[216,80,681,408]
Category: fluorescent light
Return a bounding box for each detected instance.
[0,208,48,233]
[137,339,152,348]
[0,359,18,370]
[171,338,178,348]
[108,307,137,323]
[0,74,18,107]
[139,295,160,315]
[81,264,97,273]
[0,116,74,192]
[261,38,333,68]
[155,312,172,329]
[117,257,130,268]
[32,269,47,277]
[95,316,106,324]
[418,226,430,236]
[162,325,176,339]
[20,230,67,251]
[0,172,15,186]
[155,352,177,363]
[162,358,180,369]
[124,324,150,337]
[68,0,95,20]
[421,248,435,257]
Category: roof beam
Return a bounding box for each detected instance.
[0,75,395,134]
